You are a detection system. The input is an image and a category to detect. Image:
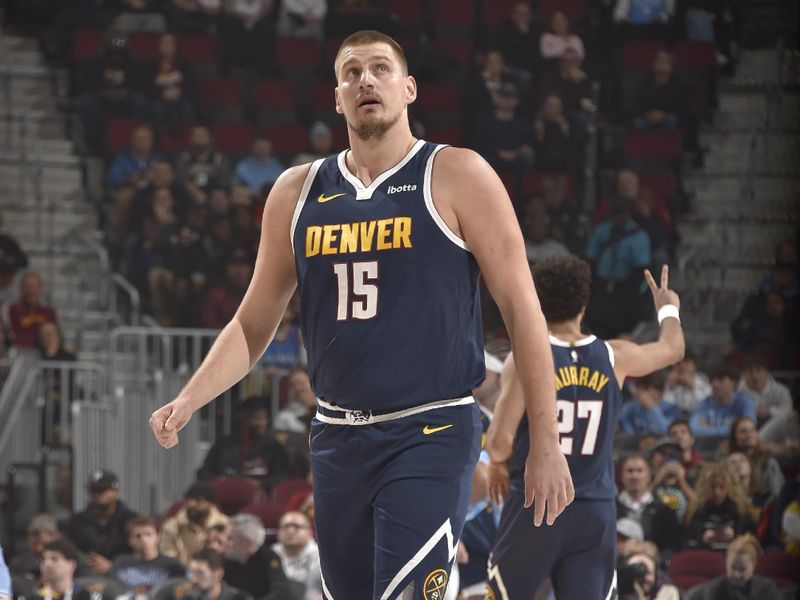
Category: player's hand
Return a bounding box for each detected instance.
[149,396,194,449]
[524,438,575,527]
[644,265,680,311]
[488,460,510,506]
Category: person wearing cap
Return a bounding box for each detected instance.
[620,372,683,435]
[616,517,645,560]
[9,514,65,581]
[291,122,334,167]
[160,482,230,566]
[63,471,137,573]
[472,81,535,174]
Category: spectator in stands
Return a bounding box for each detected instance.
[618,549,680,600]
[147,33,197,135]
[650,437,696,521]
[663,350,711,415]
[113,0,167,33]
[198,397,291,489]
[6,272,58,348]
[107,125,162,236]
[0,541,9,600]
[521,195,569,264]
[472,83,534,174]
[160,482,230,566]
[616,517,646,560]
[76,31,147,152]
[64,470,137,571]
[630,188,670,271]
[9,514,62,581]
[690,534,781,599]
[667,419,705,473]
[176,125,232,206]
[620,372,683,435]
[271,511,321,600]
[584,201,650,339]
[108,517,185,591]
[631,51,683,132]
[274,367,316,434]
[220,0,277,75]
[724,452,771,512]
[38,321,76,362]
[234,138,285,196]
[537,48,594,136]
[277,0,326,39]
[468,49,513,119]
[189,549,252,600]
[539,11,585,62]
[540,174,586,254]
[0,213,29,305]
[37,540,82,600]
[491,1,538,89]
[740,354,793,432]
[685,463,755,550]
[205,523,233,556]
[202,215,235,284]
[201,248,252,329]
[165,0,221,33]
[129,160,191,237]
[532,94,573,172]
[616,455,683,554]
[613,0,677,41]
[733,291,799,369]
[690,364,756,436]
[291,122,334,167]
[259,301,303,373]
[224,514,292,600]
[728,417,785,498]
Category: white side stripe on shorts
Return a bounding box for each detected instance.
[379,518,460,600]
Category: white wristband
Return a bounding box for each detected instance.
[658,304,680,325]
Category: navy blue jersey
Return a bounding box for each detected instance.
[509,335,622,500]
[291,140,485,411]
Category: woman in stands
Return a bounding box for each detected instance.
[685,463,755,551]
[728,416,786,498]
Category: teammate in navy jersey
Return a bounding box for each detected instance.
[150,30,572,600]
[485,257,684,600]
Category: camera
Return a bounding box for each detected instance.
[618,561,649,597]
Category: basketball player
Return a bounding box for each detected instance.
[149,30,572,600]
[485,257,684,600]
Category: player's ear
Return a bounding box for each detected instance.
[335,86,344,114]
[405,75,417,106]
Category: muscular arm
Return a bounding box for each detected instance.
[150,165,310,447]
[432,147,572,524]
[432,148,558,445]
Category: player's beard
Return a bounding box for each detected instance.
[349,109,402,141]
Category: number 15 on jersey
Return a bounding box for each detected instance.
[333,261,379,321]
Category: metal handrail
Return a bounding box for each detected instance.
[111,272,141,325]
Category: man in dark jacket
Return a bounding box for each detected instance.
[63,470,137,573]
[189,550,252,600]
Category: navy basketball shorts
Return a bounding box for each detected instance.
[486,494,617,600]
[310,399,482,600]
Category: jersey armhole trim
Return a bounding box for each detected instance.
[423,144,470,252]
[604,341,616,368]
[289,158,325,255]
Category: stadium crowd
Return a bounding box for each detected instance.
[0,0,798,599]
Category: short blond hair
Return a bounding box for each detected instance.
[334,30,408,77]
[727,533,761,562]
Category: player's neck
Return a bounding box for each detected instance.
[346,124,416,187]
[548,318,584,342]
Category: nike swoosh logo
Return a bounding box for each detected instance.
[423,424,454,435]
[317,192,346,203]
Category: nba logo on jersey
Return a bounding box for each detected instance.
[423,569,448,600]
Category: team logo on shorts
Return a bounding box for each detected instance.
[483,587,496,600]
[423,568,449,600]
